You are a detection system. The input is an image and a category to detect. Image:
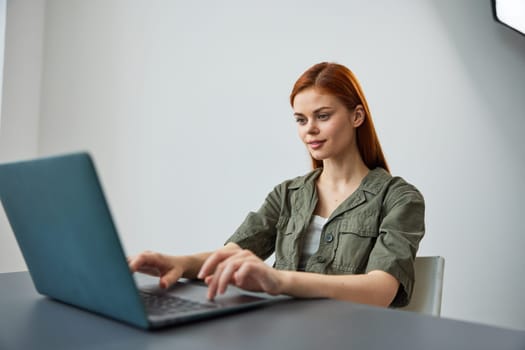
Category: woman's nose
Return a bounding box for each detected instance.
[306,120,319,134]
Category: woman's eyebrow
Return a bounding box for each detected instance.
[293,106,332,117]
[314,106,332,113]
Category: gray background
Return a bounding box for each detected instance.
[1,0,524,330]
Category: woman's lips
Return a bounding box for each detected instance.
[308,140,325,150]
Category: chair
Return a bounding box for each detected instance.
[400,256,445,317]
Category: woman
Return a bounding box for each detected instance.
[128,62,425,308]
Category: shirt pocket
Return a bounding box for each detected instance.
[332,220,379,273]
[274,216,301,268]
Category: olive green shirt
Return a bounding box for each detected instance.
[226,167,425,307]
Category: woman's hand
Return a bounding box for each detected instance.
[128,251,185,289]
[198,244,282,300]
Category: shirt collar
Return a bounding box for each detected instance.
[288,168,322,190]
[360,168,391,195]
[288,167,390,194]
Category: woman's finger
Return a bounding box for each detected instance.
[216,258,246,296]
[233,259,280,295]
[207,253,263,299]
[129,252,161,275]
[205,259,228,300]
[206,253,246,299]
[159,266,183,289]
[197,244,241,279]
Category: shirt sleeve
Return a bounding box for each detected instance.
[224,183,283,261]
[365,177,425,307]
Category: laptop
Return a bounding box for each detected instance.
[0,152,283,329]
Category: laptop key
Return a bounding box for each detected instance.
[140,291,217,316]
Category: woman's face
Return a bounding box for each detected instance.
[292,88,363,162]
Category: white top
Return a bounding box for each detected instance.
[298,215,328,270]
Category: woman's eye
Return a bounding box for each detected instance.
[295,118,307,125]
[317,113,330,120]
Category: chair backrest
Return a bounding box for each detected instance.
[400,256,445,316]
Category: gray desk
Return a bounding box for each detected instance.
[1,272,524,350]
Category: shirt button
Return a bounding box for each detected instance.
[316,256,326,263]
[325,233,334,243]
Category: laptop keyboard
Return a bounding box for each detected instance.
[140,291,217,316]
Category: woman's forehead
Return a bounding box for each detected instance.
[293,88,341,111]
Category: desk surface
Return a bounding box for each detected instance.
[1,271,524,350]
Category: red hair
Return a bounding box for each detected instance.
[290,62,389,173]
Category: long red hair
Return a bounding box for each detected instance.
[290,62,389,173]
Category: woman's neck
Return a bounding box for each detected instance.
[313,153,370,219]
[318,152,369,190]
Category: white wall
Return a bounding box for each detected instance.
[0,0,45,272]
[2,0,525,330]
[0,0,5,116]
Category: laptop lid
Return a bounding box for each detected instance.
[0,153,149,328]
